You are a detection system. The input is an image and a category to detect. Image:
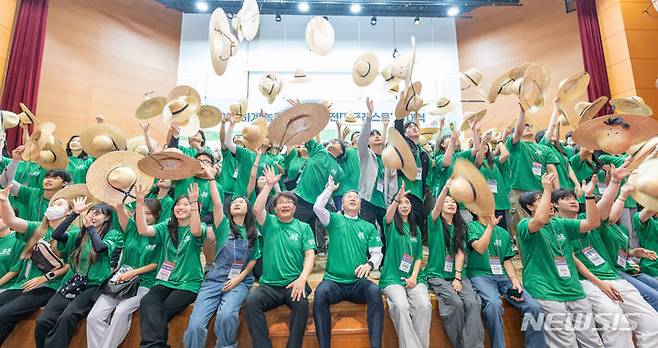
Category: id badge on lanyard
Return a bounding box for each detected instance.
[444,255,454,273]
[415,167,422,181]
[582,246,605,266]
[156,261,176,281]
[376,178,384,192]
[399,253,413,273]
[489,256,503,275]
[532,162,542,176]
[227,240,245,279]
[487,180,498,194]
[232,166,239,179]
[554,256,571,278]
[617,250,627,267]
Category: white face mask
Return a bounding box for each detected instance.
[44,206,68,221]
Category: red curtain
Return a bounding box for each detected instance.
[575,0,613,116]
[0,0,49,151]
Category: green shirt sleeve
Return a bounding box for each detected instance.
[561,218,582,241]
[301,223,317,251]
[367,223,383,248]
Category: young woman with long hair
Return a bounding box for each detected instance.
[34,199,122,348]
[65,135,94,184]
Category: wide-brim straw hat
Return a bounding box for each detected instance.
[429,97,455,115]
[209,7,238,76]
[135,95,167,120]
[344,112,360,124]
[558,72,590,103]
[230,98,249,118]
[305,16,335,56]
[460,67,484,92]
[515,64,549,113]
[575,96,608,123]
[573,114,658,155]
[22,122,57,162]
[198,105,222,128]
[37,139,69,170]
[289,68,312,84]
[167,86,201,112]
[80,123,127,158]
[138,148,202,180]
[50,184,98,207]
[419,127,438,145]
[126,136,158,156]
[232,0,260,41]
[610,96,652,116]
[487,67,515,103]
[352,52,379,87]
[86,151,154,205]
[268,103,329,148]
[627,137,658,172]
[380,63,397,82]
[388,82,400,94]
[242,117,269,151]
[390,37,416,84]
[19,103,39,125]
[0,110,19,129]
[259,73,283,104]
[628,159,658,212]
[450,159,495,218]
[395,81,423,119]
[178,114,201,138]
[382,127,416,180]
[460,109,487,132]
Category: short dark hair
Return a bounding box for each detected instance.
[534,129,546,143]
[196,130,206,146]
[45,169,72,184]
[350,131,360,141]
[271,191,297,207]
[195,149,216,164]
[551,189,576,204]
[369,129,381,137]
[404,121,419,131]
[519,191,541,216]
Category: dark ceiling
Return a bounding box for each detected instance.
[156,1,522,18]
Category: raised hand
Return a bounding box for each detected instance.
[395,181,408,202]
[541,173,555,191]
[72,196,90,214]
[263,165,281,186]
[611,158,632,182]
[0,186,12,201]
[187,183,200,203]
[200,161,217,179]
[365,97,374,117]
[11,145,25,161]
[286,98,301,107]
[488,215,503,227]
[582,175,598,196]
[135,184,148,205]
[620,184,635,198]
[325,175,340,192]
[450,130,461,143]
[170,124,180,138]
[139,122,150,133]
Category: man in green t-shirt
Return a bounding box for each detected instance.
[245,166,316,348]
[312,175,384,348]
[516,172,602,347]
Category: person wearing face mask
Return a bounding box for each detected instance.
[34,200,122,348]
[136,183,210,348]
[65,135,94,184]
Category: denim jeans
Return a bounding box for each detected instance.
[313,279,384,348]
[619,272,658,311]
[470,275,546,348]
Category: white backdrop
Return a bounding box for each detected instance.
[177,13,462,140]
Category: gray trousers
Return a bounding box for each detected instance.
[428,278,484,348]
[86,286,150,348]
[534,298,602,348]
[620,207,638,248]
[383,283,432,348]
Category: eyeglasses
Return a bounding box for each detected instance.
[276,199,295,205]
[198,159,212,165]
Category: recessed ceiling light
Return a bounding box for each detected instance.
[414,16,420,25]
[350,3,362,14]
[298,2,310,12]
[447,6,460,17]
[275,13,282,22]
[370,16,377,25]
[195,1,208,12]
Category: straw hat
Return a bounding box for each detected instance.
[18,103,39,125]
[460,109,487,132]
[0,110,19,129]
[177,115,201,138]
[628,159,658,212]
[135,94,167,120]
[460,68,484,92]
[487,67,515,103]
[558,72,590,103]
[126,136,158,156]
[321,100,333,110]
[87,151,153,205]
[389,82,400,94]
[305,16,335,56]
[514,64,549,113]
[395,81,423,119]
[198,105,222,128]
[557,110,572,127]
[51,184,98,207]
[137,148,201,181]
[450,159,495,218]
[289,68,312,84]
[575,96,608,123]
[232,0,260,41]
[242,117,269,151]
[80,123,127,158]
[627,137,658,172]
[209,7,238,76]
[37,140,68,170]
[344,112,359,124]
[230,98,248,118]
[572,114,658,155]
[419,127,438,145]
[380,64,396,82]
[164,86,201,121]
[382,127,416,180]
[390,37,416,84]
[610,96,652,116]
[352,52,379,87]
[22,122,57,162]
[268,103,329,148]
[429,97,455,115]
[259,73,283,104]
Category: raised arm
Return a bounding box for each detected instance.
[314,176,339,226]
[139,123,157,154]
[253,166,280,226]
[498,139,510,164]
[224,114,238,154]
[135,185,156,237]
[431,180,450,221]
[511,104,525,144]
[167,124,180,149]
[528,173,556,233]
[544,98,561,145]
[246,149,262,198]
[579,176,601,233]
[386,182,406,224]
[0,186,27,233]
[442,131,460,168]
[358,97,374,161]
[470,122,481,158]
[471,215,503,254]
[597,160,630,221]
[113,203,130,232]
[610,184,633,224]
[638,207,656,224]
[0,147,24,195]
[219,115,229,150]
[187,183,202,237]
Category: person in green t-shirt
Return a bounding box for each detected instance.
[474,132,512,231]
[0,187,74,344]
[136,183,210,348]
[312,175,384,348]
[516,172,603,347]
[281,146,307,191]
[173,151,225,225]
[245,166,315,348]
[425,182,483,348]
[36,201,122,348]
[380,182,431,348]
[332,146,360,211]
[634,208,658,278]
[86,197,162,348]
[65,135,95,184]
[0,220,22,291]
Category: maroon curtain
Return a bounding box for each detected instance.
[0,0,49,151]
[575,0,613,116]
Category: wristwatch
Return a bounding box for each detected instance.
[45,271,56,281]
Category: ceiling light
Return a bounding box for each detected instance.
[370,16,377,25]
[275,13,282,22]
[298,2,310,12]
[350,3,362,14]
[227,13,233,19]
[447,6,460,17]
[414,16,420,25]
[195,1,208,12]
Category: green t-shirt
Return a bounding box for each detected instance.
[430,150,473,198]
[634,213,658,277]
[258,214,316,287]
[425,216,458,280]
[380,221,424,288]
[58,228,124,286]
[368,154,387,209]
[465,221,514,278]
[539,137,574,190]
[505,137,560,191]
[324,213,382,284]
[295,140,344,204]
[599,154,636,208]
[213,217,261,261]
[233,147,261,198]
[592,221,633,273]
[283,148,305,183]
[218,148,237,195]
[399,150,423,200]
[478,157,512,210]
[120,219,160,288]
[16,185,49,222]
[335,148,360,196]
[67,156,94,184]
[153,220,207,293]
[173,177,224,219]
[569,154,606,203]
[0,231,24,289]
[571,223,620,281]
[14,161,47,188]
[518,217,585,301]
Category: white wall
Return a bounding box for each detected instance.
[177,13,462,139]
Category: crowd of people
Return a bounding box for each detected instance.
[0,78,657,348]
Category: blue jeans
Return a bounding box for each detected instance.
[183,278,250,348]
[470,275,546,348]
[619,272,658,311]
[313,279,384,348]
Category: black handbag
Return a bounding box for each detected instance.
[103,265,140,299]
[58,273,88,299]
